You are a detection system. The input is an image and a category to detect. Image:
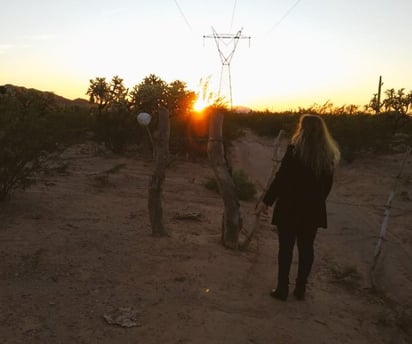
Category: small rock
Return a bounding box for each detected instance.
[103,307,141,328]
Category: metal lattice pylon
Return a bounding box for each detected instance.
[203,27,250,109]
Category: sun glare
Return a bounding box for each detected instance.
[193,97,209,113]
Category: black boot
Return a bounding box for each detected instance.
[293,282,306,300]
[270,285,289,301]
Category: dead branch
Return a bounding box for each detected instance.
[239,130,287,250]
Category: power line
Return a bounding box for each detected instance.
[173,0,193,32]
[229,0,238,32]
[267,0,303,34]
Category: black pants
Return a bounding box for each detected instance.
[277,225,318,288]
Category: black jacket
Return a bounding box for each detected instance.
[262,145,333,229]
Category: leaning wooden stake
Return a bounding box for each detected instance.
[239,130,286,250]
[207,110,242,249]
[370,146,411,289]
[148,107,170,237]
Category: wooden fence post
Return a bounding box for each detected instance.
[207,110,242,249]
[148,107,170,237]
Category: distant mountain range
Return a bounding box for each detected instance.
[0,84,90,108]
[233,105,252,114]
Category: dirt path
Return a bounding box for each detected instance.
[1,136,411,343]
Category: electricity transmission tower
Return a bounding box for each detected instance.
[203,27,250,109]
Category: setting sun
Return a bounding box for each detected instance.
[193,97,209,112]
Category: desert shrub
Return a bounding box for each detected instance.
[0,89,62,201]
[203,176,219,193]
[225,112,298,138]
[93,107,142,153]
[0,87,93,201]
[223,112,246,140]
[222,111,410,162]
[87,74,196,154]
[232,170,257,201]
[203,169,256,201]
[50,106,94,144]
[324,114,397,161]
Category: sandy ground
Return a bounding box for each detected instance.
[1,132,411,344]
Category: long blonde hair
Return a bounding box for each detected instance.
[291,114,340,177]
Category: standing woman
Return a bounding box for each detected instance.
[257,114,340,301]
